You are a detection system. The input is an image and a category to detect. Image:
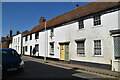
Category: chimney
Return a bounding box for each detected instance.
[6,34,9,38]
[16,31,20,35]
[76,4,79,8]
[10,29,12,37]
[39,17,46,24]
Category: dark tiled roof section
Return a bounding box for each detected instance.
[22,30,29,34]
[26,2,120,36]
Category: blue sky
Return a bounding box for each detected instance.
[2,2,88,37]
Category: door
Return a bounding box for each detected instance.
[65,44,69,61]
[60,45,65,60]
[30,46,32,56]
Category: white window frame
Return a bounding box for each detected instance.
[49,42,54,55]
[75,39,86,56]
[78,20,84,29]
[93,39,103,57]
[93,15,101,26]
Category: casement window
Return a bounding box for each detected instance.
[25,36,28,41]
[35,32,39,39]
[114,36,120,59]
[35,44,39,52]
[76,41,85,55]
[94,40,101,55]
[50,43,54,55]
[78,20,84,29]
[25,46,27,52]
[30,34,32,40]
[94,15,101,26]
[50,28,54,38]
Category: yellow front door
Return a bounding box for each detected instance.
[60,45,65,60]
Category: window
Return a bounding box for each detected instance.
[50,43,54,55]
[25,46,27,52]
[18,46,19,51]
[94,40,101,55]
[50,28,54,38]
[18,37,20,43]
[30,34,32,40]
[94,15,101,26]
[16,38,17,43]
[77,41,85,55]
[25,36,28,41]
[35,44,39,52]
[35,32,39,39]
[114,36,120,59]
[78,20,84,29]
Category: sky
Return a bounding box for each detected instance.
[2,2,88,37]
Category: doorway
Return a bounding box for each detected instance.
[60,43,69,61]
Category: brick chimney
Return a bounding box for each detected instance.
[39,17,46,24]
[75,4,79,9]
[10,29,12,37]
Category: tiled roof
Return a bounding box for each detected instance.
[25,2,120,36]
[22,30,29,35]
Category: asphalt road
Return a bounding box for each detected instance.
[2,58,118,80]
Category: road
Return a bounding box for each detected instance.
[2,57,118,80]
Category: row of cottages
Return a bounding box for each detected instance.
[11,30,29,55]
[12,2,120,72]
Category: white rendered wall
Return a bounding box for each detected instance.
[12,34,22,55]
[22,10,119,71]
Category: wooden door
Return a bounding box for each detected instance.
[60,45,65,60]
[65,44,69,61]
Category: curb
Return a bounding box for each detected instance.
[23,56,120,78]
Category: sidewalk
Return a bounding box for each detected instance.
[22,55,120,78]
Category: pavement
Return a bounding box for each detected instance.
[22,55,120,79]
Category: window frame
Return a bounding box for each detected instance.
[75,39,86,56]
[93,40,102,56]
[35,44,39,52]
[50,28,54,38]
[30,34,32,40]
[25,46,27,52]
[25,36,28,41]
[78,19,84,29]
[49,42,54,55]
[93,15,101,26]
[35,32,39,39]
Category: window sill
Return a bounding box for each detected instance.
[49,54,54,56]
[92,25,103,28]
[77,54,86,57]
[92,55,104,58]
[78,28,85,31]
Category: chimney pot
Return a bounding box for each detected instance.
[76,4,79,8]
[39,17,46,24]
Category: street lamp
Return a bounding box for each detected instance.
[44,21,48,61]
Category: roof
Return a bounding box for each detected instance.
[26,2,120,36]
[22,30,29,34]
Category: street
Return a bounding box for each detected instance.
[2,57,118,80]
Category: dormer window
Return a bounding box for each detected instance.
[78,20,84,29]
[94,15,101,26]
